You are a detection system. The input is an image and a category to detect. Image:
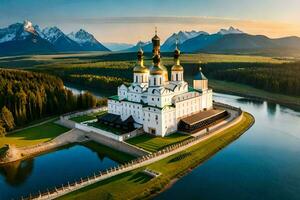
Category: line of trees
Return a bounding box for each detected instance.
[201,62,300,96]
[64,74,130,90]
[0,69,101,136]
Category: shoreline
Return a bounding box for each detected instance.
[149,112,255,199]
[209,82,300,111]
[57,112,254,200]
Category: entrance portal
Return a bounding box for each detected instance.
[149,128,156,135]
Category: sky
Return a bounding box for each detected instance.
[1,0,300,43]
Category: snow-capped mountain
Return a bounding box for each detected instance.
[41,26,81,51]
[0,21,35,43]
[68,29,109,51]
[104,42,134,51]
[217,26,244,35]
[0,21,55,55]
[0,21,110,55]
[162,30,208,51]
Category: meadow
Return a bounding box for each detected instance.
[0,52,299,110]
[0,119,69,148]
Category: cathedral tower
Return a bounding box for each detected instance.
[149,28,168,86]
[133,47,149,85]
[171,40,184,82]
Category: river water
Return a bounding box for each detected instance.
[0,144,122,200]
[1,85,299,200]
[156,93,300,200]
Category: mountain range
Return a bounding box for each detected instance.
[1,22,300,56]
[103,42,134,51]
[0,21,109,55]
[125,27,300,56]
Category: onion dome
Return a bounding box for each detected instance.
[171,42,184,71]
[152,27,160,53]
[152,27,160,42]
[133,48,149,73]
[152,34,160,42]
[150,55,167,75]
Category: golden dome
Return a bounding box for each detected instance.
[134,65,149,73]
[172,42,183,71]
[172,64,184,71]
[133,47,149,73]
[150,63,167,75]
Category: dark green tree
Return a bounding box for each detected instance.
[0,106,15,132]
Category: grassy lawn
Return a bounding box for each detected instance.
[126,133,192,153]
[59,112,254,200]
[69,111,107,123]
[0,120,70,148]
[210,79,300,110]
[83,141,135,163]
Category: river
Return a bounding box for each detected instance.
[0,143,126,200]
[1,85,300,200]
[156,93,300,200]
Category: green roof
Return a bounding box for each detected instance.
[108,95,120,101]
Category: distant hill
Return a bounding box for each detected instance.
[161,30,208,52]
[182,33,300,56]
[124,41,152,52]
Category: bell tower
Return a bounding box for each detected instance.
[171,39,184,82]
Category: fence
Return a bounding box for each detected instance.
[22,102,244,200]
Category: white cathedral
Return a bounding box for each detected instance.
[106,32,213,137]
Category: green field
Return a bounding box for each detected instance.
[59,112,254,200]
[0,52,299,110]
[69,111,107,123]
[0,120,70,148]
[126,133,192,152]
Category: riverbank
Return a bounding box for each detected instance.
[0,119,69,149]
[209,79,300,111]
[0,129,87,164]
[58,112,254,200]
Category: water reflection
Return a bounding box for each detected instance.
[0,143,123,200]
[236,97,264,109]
[0,160,33,186]
[156,93,300,200]
[266,102,277,117]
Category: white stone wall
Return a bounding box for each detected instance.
[142,107,163,136]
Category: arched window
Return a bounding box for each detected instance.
[154,78,156,86]
[176,73,178,81]
[160,77,162,85]
[135,75,138,82]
